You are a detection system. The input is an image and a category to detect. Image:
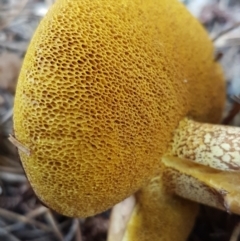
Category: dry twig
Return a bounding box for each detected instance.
[45,210,64,241]
[0,207,52,232]
[230,222,240,241]
[213,22,240,42]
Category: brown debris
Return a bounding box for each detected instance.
[82,214,109,241]
[0,52,21,93]
[200,3,232,24]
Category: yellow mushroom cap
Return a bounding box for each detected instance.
[13,0,225,217]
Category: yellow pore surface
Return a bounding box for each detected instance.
[13,0,225,217]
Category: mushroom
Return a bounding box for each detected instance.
[11,0,240,240]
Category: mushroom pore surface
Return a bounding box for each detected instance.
[13,0,225,217]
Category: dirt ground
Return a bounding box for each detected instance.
[0,0,240,240]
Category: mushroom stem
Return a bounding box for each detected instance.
[168,118,240,171]
[162,156,240,214]
[164,118,240,213]
[108,175,198,241]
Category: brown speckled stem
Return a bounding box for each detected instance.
[162,156,240,215]
[168,118,240,171]
[164,118,240,214]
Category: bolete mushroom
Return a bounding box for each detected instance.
[11,0,240,240]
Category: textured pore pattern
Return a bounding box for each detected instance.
[14,0,225,217]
